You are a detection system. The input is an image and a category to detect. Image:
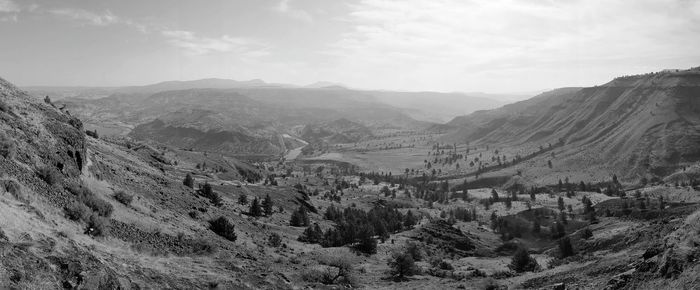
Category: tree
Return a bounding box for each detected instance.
[558,236,574,258]
[262,194,274,216]
[388,252,419,279]
[510,246,539,272]
[209,216,237,241]
[238,194,248,205]
[354,225,377,254]
[249,197,262,217]
[298,223,323,243]
[491,188,499,202]
[290,206,310,226]
[403,210,417,228]
[183,173,194,188]
[557,196,565,212]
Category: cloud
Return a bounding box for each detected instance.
[322,0,700,92]
[275,0,313,23]
[0,0,19,21]
[0,0,19,13]
[161,30,270,57]
[50,8,148,32]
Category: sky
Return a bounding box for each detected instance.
[1,0,699,93]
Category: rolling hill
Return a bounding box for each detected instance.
[444,67,700,180]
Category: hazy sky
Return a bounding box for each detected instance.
[1,0,699,93]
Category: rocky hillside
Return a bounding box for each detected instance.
[445,68,700,180]
[0,76,305,289]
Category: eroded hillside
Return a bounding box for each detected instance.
[445,68,700,180]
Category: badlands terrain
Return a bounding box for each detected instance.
[0,67,699,289]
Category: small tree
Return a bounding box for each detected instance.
[510,246,539,272]
[209,216,237,241]
[262,194,274,216]
[558,236,575,258]
[354,225,377,255]
[249,197,262,217]
[290,206,309,226]
[388,252,419,279]
[183,173,194,188]
[238,194,248,205]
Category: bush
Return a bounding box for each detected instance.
[85,214,110,237]
[405,242,425,261]
[388,251,419,279]
[64,201,91,221]
[37,166,61,186]
[269,233,282,247]
[68,184,113,217]
[0,133,16,159]
[209,216,237,241]
[188,210,199,219]
[481,278,502,290]
[85,130,99,139]
[581,227,593,239]
[113,191,133,205]
[0,100,11,113]
[510,246,539,272]
[190,238,217,255]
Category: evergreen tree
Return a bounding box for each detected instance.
[249,197,262,217]
[558,236,575,258]
[262,194,274,216]
[298,223,323,243]
[183,173,194,188]
[510,246,539,272]
[355,225,377,254]
[238,194,248,205]
[290,206,310,226]
[558,196,565,212]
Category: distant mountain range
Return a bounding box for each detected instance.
[24,78,509,123]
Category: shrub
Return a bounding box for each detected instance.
[481,278,501,290]
[0,133,16,159]
[113,191,133,205]
[209,216,237,241]
[85,129,99,139]
[405,242,425,261]
[68,184,113,217]
[85,214,110,237]
[190,238,217,255]
[268,233,283,247]
[188,210,199,219]
[510,246,539,272]
[318,255,357,286]
[388,251,419,279]
[581,227,593,239]
[64,201,91,221]
[0,100,11,113]
[37,166,61,186]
